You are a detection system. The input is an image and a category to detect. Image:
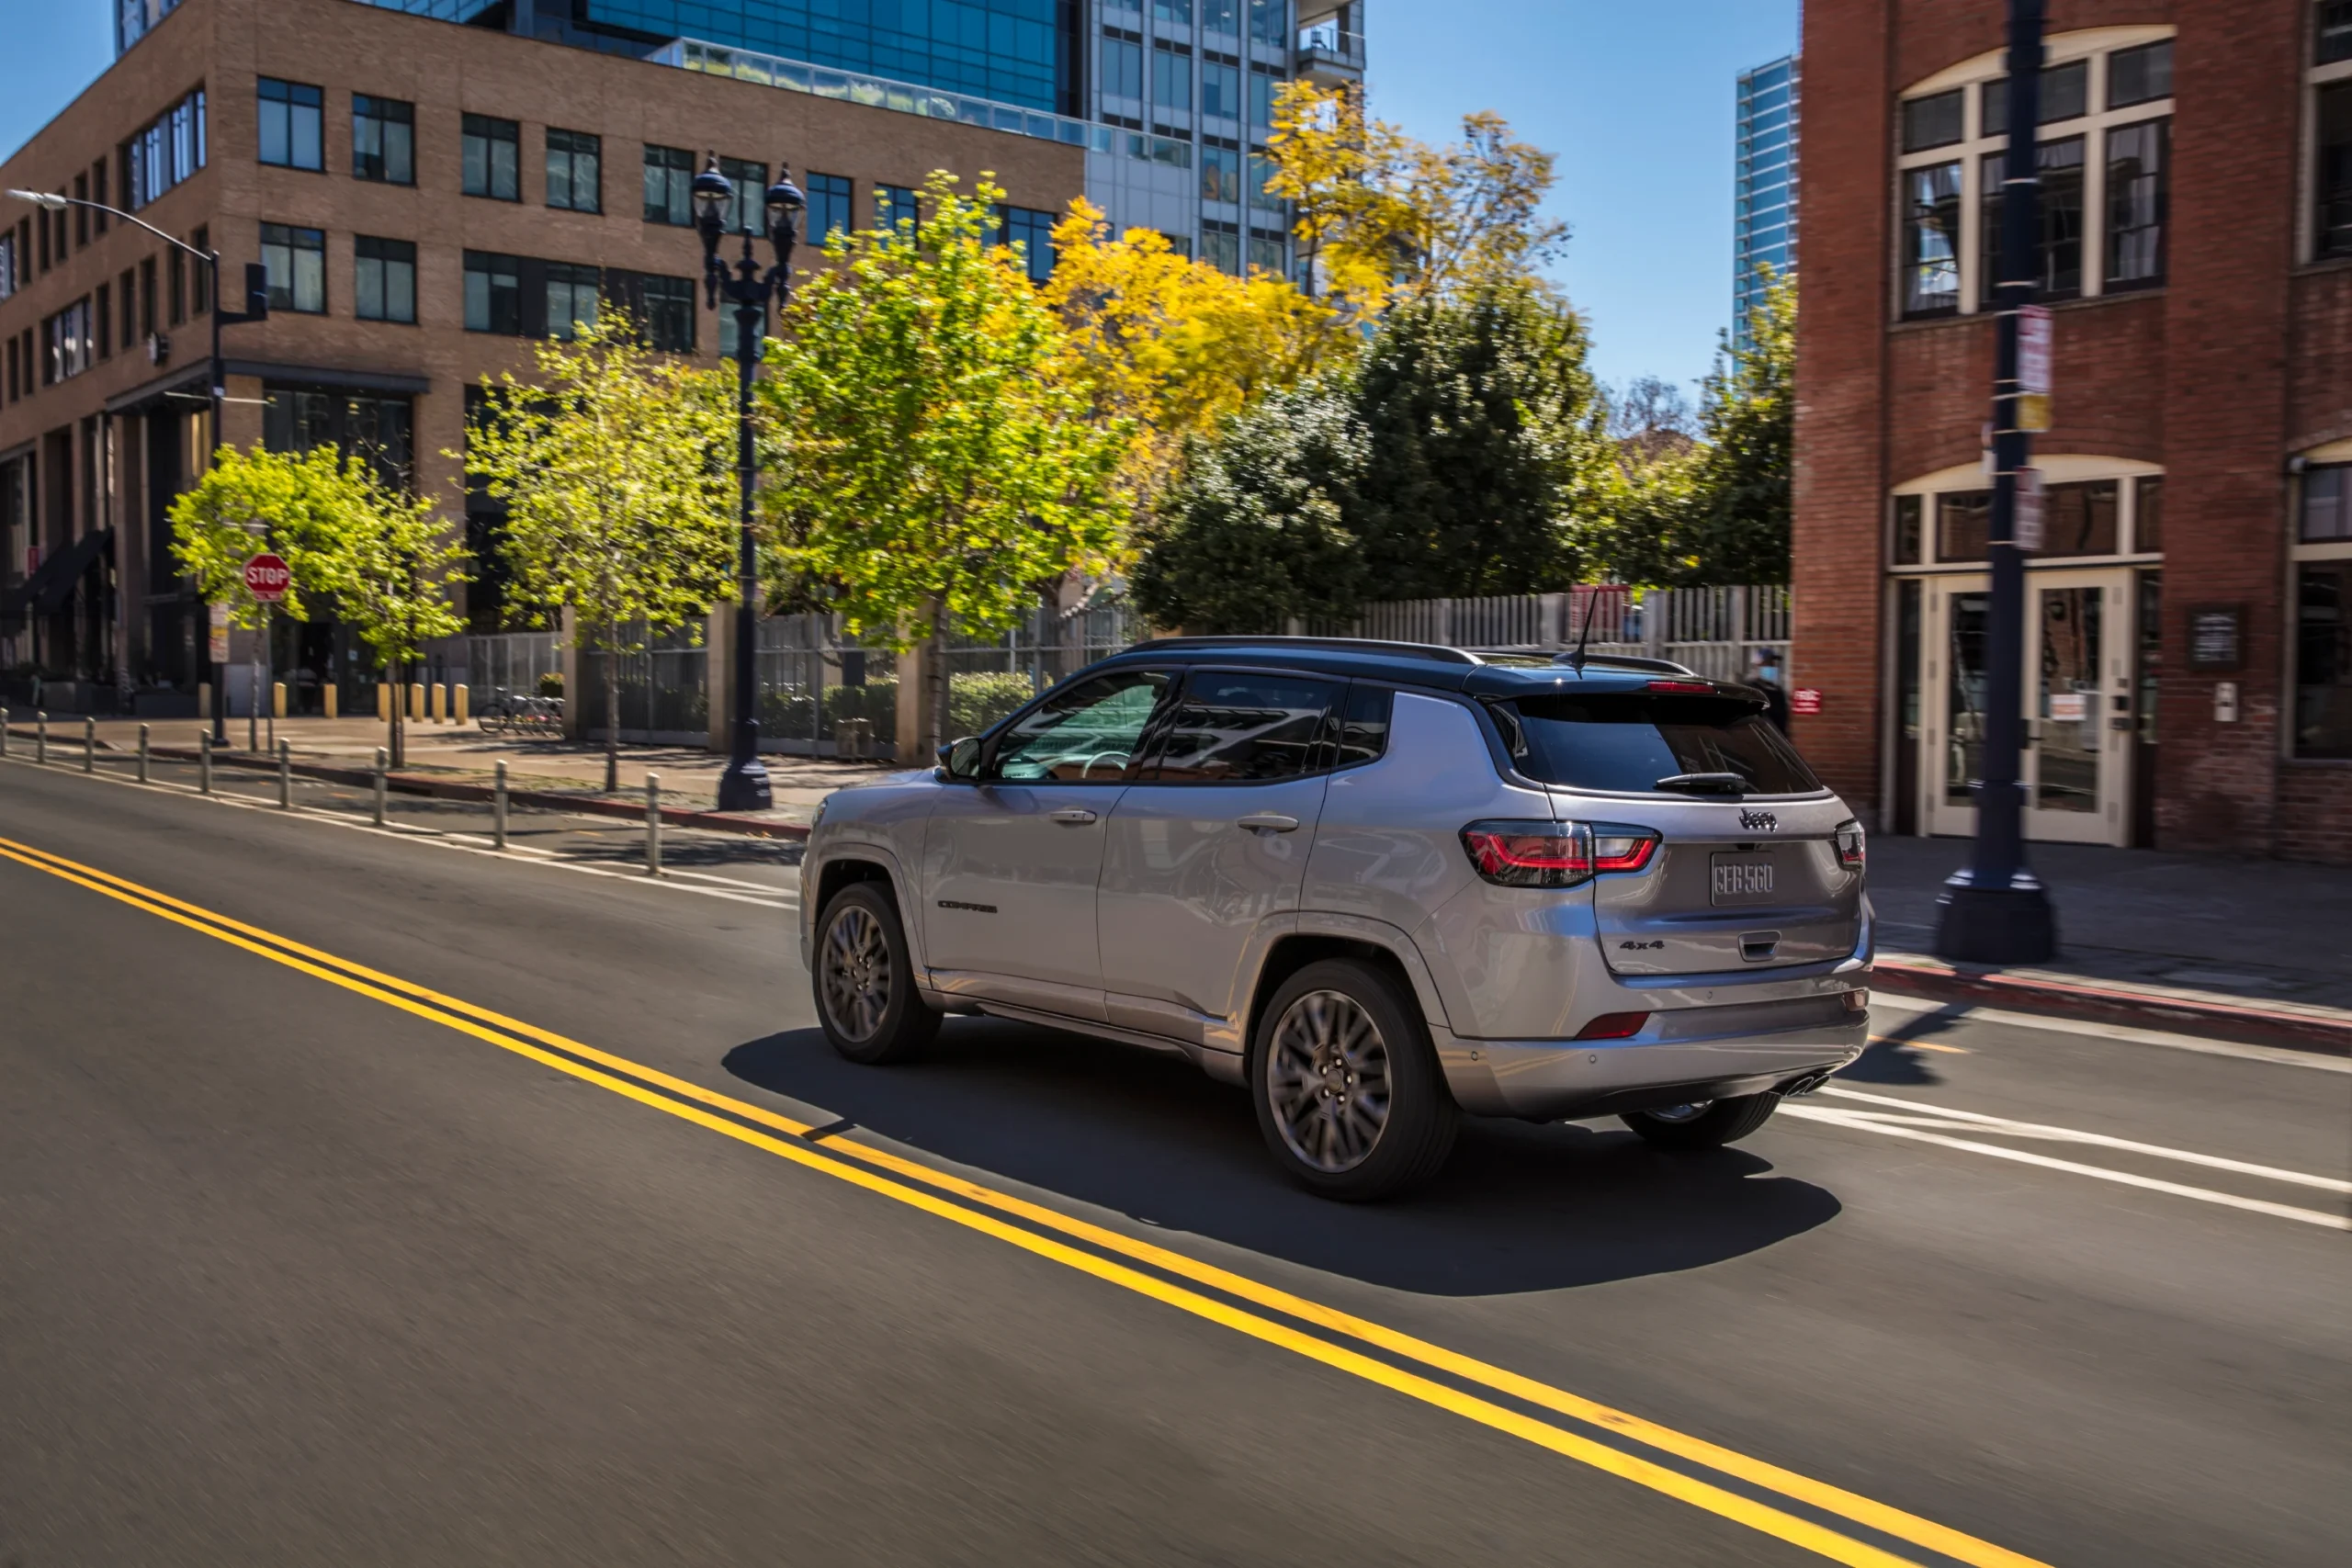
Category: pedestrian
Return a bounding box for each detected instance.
[1747,649,1791,732]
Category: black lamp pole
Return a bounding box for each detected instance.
[1934,0,2058,964]
[693,155,802,815]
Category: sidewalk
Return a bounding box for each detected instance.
[1867,836,2352,1051]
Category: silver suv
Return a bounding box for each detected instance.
[801,638,1871,1200]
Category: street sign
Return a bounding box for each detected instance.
[2017,304,2052,393]
[243,552,291,603]
[2016,391,2052,433]
[1791,688,1823,716]
[208,602,231,663]
[2015,468,2046,552]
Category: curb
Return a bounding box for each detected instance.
[1871,954,2352,1056]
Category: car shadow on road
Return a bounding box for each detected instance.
[1836,1003,1971,1085]
[722,1017,1840,1297]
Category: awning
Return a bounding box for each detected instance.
[1,528,113,629]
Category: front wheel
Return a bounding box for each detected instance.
[813,882,938,1065]
[1249,958,1456,1201]
[1620,1092,1780,1149]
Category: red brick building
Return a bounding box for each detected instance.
[1791,1,2352,863]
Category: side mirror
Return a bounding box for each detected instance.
[935,735,982,781]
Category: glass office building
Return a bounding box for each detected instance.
[1734,53,1800,347]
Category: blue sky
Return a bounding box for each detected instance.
[1,1,1801,397]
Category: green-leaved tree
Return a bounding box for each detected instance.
[459,310,737,792]
[759,172,1130,753]
[323,460,469,768]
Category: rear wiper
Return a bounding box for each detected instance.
[1654,773,1747,795]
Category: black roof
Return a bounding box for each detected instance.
[1102,637,1737,699]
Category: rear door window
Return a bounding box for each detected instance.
[1145,671,1340,783]
[1498,693,1824,794]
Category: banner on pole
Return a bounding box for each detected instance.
[208,602,232,663]
[2015,468,2046,552]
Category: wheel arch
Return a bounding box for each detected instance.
[1241,922,1448,1059]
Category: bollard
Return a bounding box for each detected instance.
[198,681,211,720]
[199,731,213,795]
[322,683,338,721]
[139,724,151,784]
[409,682,424,724]
[493,760,509,851]
[84,716,96,773]
[272,681,287,719]
[378,683,391,723]
[0,705,9,758]
[373,747,388,827]
[36,711,47,765]
[277,739,292,808]
[428,683,444,724]
[645,773,662,876]
[454,683,469,727]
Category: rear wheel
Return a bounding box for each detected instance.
[813,882,938,1064]
[1620,1092,1780,1149]
[1250,958,1456,1201]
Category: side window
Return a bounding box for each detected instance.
[1148,671,1340,784]
[987,671,1170,782]
[1333,683,1393,769]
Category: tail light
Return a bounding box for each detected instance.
[1646,679,1715,694]
[1832,818,1866,871]
[1461,820,1660,887]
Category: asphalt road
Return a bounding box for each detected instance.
[2,754,2346,1567]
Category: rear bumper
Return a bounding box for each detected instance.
[1435,993,1869,1121]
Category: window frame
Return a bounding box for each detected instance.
[259,220,326,315]
[463,249,523,335]
[979,668,1180,784]
[2307,12,2352,262]
[2290,446,2352,761]
[462,114,522,202]
[354,233,417,324]
[1133,666,1347,786]
[546,128,602,213]
[352,94,414,186]
[803,172,853,245]
[1885,457,2165,571]
[641,143,694,227]
[257,76,323,172]
[1894,28,2175,317]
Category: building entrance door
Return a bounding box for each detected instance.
[1918,567,2137,846]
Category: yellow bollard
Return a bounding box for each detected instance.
[272,681,287,719]
[408,682,424,723]
[454,684,469,726]
[428,683,444,724]
[322,684,338,720]
[378,683,390,722]
[199,681,212,719]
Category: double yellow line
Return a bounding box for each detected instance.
[0,830,2047,1568]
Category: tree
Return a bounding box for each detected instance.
[1132,382,1368,634]
[320,460,469,768]
[1266,82,1568,315]
[1351,279,1612,598]
[1607,376,1699,465]
[1677,270,1795,584]
[460,310,737,792]
[1041,200,1342,514]
[759,172,1131,753]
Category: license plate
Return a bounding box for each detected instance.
[1711,852,1778,906]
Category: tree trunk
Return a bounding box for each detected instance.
[926,595,948,759]
[603,637,620,795]
[390,658,405,770]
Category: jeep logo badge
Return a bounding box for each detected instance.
[1737,808,1780,831]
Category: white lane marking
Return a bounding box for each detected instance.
[1869,993,2352,1074]
[1,755,798,911]
[1780,1105,2352,1230]
[1816,1087,2352,1194]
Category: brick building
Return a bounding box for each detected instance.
[1791,1,2352,863]
[0,0,1081,712]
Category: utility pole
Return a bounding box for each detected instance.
[1935,0,2058,964]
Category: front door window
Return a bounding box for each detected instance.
[988,671,1169,782]
[1944,591,1990,805]
[2034,585,2103,812]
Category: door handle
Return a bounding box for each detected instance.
[1237,812,1300,833]
[1048,807,1099,825]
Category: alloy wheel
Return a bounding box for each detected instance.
[820,904,891,1042]
[1265,989,1393,1173]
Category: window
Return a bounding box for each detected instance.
[607,271,695,352]
[169,248,185,323]
[719,156,768,236]
[1937,491,1991,562]
[260,222,324,313]
[464,115,520,200]
[190,224,209,312]
[264,386,413,488]
[355,235,416,323]
[545,262,600,340]
[74,174,88,249]
[992,205,1055,283]
[986,671,1170,782]
[2041,479,2119,557]
[1204,0,1238,33]
[119,267,135,350]
[2106,118,2167,289]
[1248,0,1283,45]
[1202,224,1239,274]
[1152,42,1193,111]
[464,250,522,334]
[804,173,852,244]
[2317,77,2352,259]
[125,88,205,209]
[43,299,95,384]
[1146,671,1337,783]
[1249,152,1283,213]
[642,143,694,225]
[2107,40,2173,108]
[1154,0,1192,21]
[1332,684,1392,769]
[1902,89,1963,152]
[547,129,600,212]
[2297,563,2352,758]
[876,183,919,234]
[1903,162,1963,316]
[1249,231,1285,275]
[2133,475,2164,552]
[91,160,108,231]
[0,231,15,301]
[1102,36,1143,100]
[2326,1,2352,64]
[1202,60,1240,119]
[1497,692,1823,795]
[258,78,322,170]
[2303,465,2349,544]
[96,283,112,359]
[1982,137,2085,299]
[1981,60,2088,133]
[1249,65,1279,126]
[139,256,155,338]
[1201,143,1240,204]
[353,95,413,184]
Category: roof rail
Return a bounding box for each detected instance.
[1545,651,1702,676]
[1123,635,1481,665]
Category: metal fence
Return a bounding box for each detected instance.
[577,629,710,744]
[1329,585,1791,684]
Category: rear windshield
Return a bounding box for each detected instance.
[1496,694,1824,795]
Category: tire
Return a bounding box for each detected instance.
[1620,1092,1780,1149]
[1249,958,1457,1201]
[812,882,939,1065]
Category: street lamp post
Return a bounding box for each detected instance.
[692,154,803,815]
[1933,0,2059,964]
[6,189,267,742]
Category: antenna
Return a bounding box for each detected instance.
[1569,588,1599,672]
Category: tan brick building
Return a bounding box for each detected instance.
[1791,1,2352,863]
[0,0,1081,712]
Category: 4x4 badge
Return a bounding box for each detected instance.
[1737,808,1780,831]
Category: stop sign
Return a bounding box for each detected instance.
[243,552,291,603]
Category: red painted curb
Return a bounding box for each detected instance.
[1871,958,2352,1056]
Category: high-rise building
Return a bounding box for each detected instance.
[1733,53,1799,343]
